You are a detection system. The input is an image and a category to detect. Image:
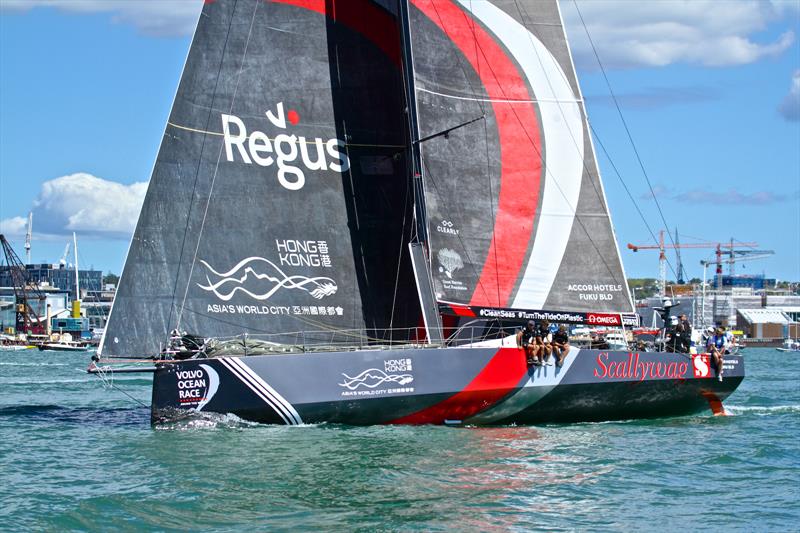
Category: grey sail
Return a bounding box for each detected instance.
[406,0,633,314]
[101,0,419,357]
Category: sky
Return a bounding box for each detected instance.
[0,0,798,283]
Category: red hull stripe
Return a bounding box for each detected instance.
[390,348,529,424]
[268,0,401,66]
[411,0,542,307]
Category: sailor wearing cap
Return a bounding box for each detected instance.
[517,320,539,366]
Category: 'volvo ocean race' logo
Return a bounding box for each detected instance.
[176,364,219,411]
[222,102,350,191]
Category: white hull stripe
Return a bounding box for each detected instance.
[218,358,291,424]
[456,1,584,309]
[218,358,302,425]
[225,357,303,425]
[465,347,582,425]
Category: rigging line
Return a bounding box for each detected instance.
[389,167,413,334]
[512,1,640,293]
[176,0,261,331]
[508,0,627,287]
[589,123,677,278]
[165,0,240,338]
[463,5,622,286]
[427,0,489,118]
[415,114,485,144]
[90,372,149,408]
[423,2,502,306]
[571,0,678,252]
[468,0,500,306]
[427,1,621,300]
[484,105,501,305]
[417,86,582,104]
[166,121,404,148]
[516,0,677,281]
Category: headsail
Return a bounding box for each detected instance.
[102,0,419,357]
[406,0,632,314]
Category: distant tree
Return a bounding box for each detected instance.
[103,273,120,286]
[688,277,702,284]
[627,278,658,299]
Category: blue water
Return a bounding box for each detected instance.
[0,348,797,531]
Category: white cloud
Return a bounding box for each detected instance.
[779,70,800,121]
[1,0,203,37]
[641,184,798,205]
[560,0,796,69]
[0,173,147,239]
[0,216,27,235]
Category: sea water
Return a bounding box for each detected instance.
[0,348,797,531]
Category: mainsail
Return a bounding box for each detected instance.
[102,0,419,357]
[406,0,632,314]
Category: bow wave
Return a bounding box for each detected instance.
[338,369,414,390]
[196,257,338,301]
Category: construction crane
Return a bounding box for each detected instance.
[59,242,72,268]
[627,230,759,297]
[0,234,46,336]
[700,248,774,326]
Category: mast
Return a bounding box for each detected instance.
[72,232,81,318]
[398,0,427,244]
[398,0,442,343]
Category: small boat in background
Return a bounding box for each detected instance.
[38,332,92,352]
[777,339,800,353]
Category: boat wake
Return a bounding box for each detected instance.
[724,404,800,416]
[338,369,414,390]
[196,257,337,301]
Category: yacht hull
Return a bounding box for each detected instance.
[151,347,744,425]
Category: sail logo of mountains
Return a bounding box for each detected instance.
[221,102,350,191]
[196,256,338,302]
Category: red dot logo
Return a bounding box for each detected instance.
[287,109,300,125]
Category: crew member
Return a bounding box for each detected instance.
[552,325,570,367]
[517,320,538,366]
[724,328,735,354]
[537,319,553,364]
[707,327,726,381]
[678,313,692,354]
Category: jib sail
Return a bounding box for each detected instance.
[101,0,418,357]
[406,0,633,314]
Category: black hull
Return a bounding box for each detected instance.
[152,347,743,426]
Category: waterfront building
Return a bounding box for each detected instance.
[0,263,102,298]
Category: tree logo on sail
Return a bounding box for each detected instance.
[221,102,350,191]
[438,248,464,279]
[196,257,338,302]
